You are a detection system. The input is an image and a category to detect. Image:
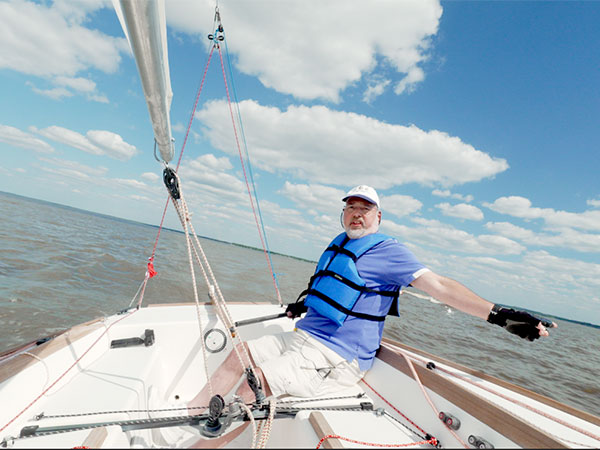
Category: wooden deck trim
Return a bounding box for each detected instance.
[0,318,104,384]
[382,337,600,426]
[309,411,344,449]
[81,426,107,448]
[376,343,567,449]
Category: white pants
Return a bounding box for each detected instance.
[247,329,365,398]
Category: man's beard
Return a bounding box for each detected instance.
[345,221,379,239]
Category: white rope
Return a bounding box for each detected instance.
[172,194,251,374]
[256,398,277,448]
[171,185,213,398]
[20,352,50,392]
[128,276,148,308]
[167,171,262,392]
[238,401,257,448]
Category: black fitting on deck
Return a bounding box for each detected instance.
[201,394,225,437]
[245,367,265,404]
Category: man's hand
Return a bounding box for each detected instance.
[487,304,557,341]
[285,300,308,319]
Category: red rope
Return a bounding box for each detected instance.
[137,46,216,309]
[176,46,215,171]
[316,434,437,449]
[362,379,430,437]
[216,44,282,304]
[405,351,600,444]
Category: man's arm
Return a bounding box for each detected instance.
[410,271,493,319]
[410,270,556,339]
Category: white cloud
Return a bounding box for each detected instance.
[26,77,109,102]
[87,93,109,104]
[363,77,391,104]
[383,217,525,255]
[280,182,346,216]
[485,222,535,241]
[0,0,127,78]
[486,221,600,253]
[168,0,442,102]
[413,247,600,323]
[36,157,163,200]
[49,76,109,103]
[28,85,74,100]
[39,157,108,177]
[586,198,600,208]
[141,172,160,182]
[172,123,185,133]
[54,76,96,93]
[485,196,546,219]
[32,126,139,161]
[86,130,138,161]
[381,194,422,218]
[258,199,339,252]
[0,124,54,153]
[194,153,233,171]
[523,250,600,291]
[394,66,425,95]
[436,202,484,221]
[485,196,600,232]
[34,126,100,154]
[179,154,245,196]
[196,100,508,189]
[113,178,147,190]
[432,189,474,203]
[38,157,108,181]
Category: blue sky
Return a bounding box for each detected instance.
[1,0,599,325]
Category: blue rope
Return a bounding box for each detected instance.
[222,34,281,292]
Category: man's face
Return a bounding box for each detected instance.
[342,197,381,239]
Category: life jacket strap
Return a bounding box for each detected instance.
[305,289,387,322]
[323,244,357,262]
[309,270,399,298]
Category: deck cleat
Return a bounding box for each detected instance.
[439,411,461,430]
[468,435,494,449]
[245,367,265,404]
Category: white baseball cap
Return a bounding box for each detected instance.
[342,185,380,209]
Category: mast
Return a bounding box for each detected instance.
[113,0,174,163]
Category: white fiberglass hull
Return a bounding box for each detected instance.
[0,303,598,448]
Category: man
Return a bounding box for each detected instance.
[192,185,556,406]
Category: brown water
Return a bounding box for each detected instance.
[1,191,599,418]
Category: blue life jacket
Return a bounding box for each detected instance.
[301,232,400,326]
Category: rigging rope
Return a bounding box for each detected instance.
[134,46,216,309]
[137,3,281,313]
[222,32,282,304]
[166,170,259,384]
[397,350,468,448]
[214,11,282,306]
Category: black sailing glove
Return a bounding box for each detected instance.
[487,304,552,341]
[285,300,308,319]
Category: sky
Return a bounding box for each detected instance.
[1,0,599,325]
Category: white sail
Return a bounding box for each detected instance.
[113,0,174,163]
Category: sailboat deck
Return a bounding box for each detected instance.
[1,304,599,448]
